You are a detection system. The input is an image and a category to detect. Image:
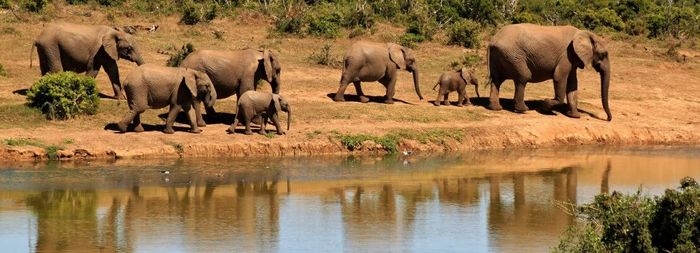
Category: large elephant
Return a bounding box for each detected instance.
[31,23,145,99]
[433,67,480,107]
[487,23,612,121]
[334,41,423,104]
[117,64,217,134]
[180,49,281,127]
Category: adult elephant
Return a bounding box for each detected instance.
[31,23,145,99]
[487,23,612,121]
[334,41,423,104]
[180,49,281,126]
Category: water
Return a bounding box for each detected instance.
[0,147,698,253]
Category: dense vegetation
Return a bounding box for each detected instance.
[6,0,697,48]
[555,177,700,252]
[26,72,99,120]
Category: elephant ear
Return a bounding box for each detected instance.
[388,43,406,70]
[459,67,470,83]
[573,31,594,69]
[183,70,198,98]
[263,50,274,81]
[101,31,120,61]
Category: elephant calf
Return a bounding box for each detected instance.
[230,91,290,135]
[433,68,480,106]
[118,64,216,134]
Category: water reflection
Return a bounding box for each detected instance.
[0,147,699,252]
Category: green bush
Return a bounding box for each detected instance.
[307,43,341,67]
[26,72,99,120]
[555,177,700,252]
[23,0,47,12]
[0,63,7,77]
[66,0,88,4]
[0,0,9,9]
[180,3,201,25]
[97,0,122,7]
[447,19,482,48]
[166,43,195,67]
[274,15,303,35]
[399,32,425,48]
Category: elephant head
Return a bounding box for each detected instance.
[184,69,217,108]
[388,43,423,100]
[272,94,291,130]
[459,67,480,98]
[262,49,282,94]
[572,31,612,121]
[99,29,145,66]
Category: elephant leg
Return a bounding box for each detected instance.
[382,76,397,104]
[103,60,125,100]
[354,81,369,103]
[443,93,449,105]
[565,72,580,118]
[37,46,61,75]
[164,105,181,134]
[513,81,529,113]
[244,119,253,135]
[462,87,472,105]
[488,80,504,111]
[194,102,206,127]
[183,103,201,133]
[433,90,443,106]
[229,114,239,134]
[271,113,285,135]
[334,74,352,102]
[258,115,268,135]
[118,109,141,132]
[133,113,144,132]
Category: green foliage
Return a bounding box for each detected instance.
[555,177,700,252]
[0,0,9,9]
[307,43,341,67]
[179,1,217,25]
[66,0,88,4]
[0,63,7,77]
[447,19,482,48]
[399,33,425,48]
[337,129,465,153]
[450,53,482,69]
[26,72,99,120]
[97,0,122,7]
[180,3,201,25]
[166,43,195,67]
[23,0,47,12]
[3,138,44,147]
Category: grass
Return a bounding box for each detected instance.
[336,128,466,153]
[306,130,322,139]
[3,137,65,160]
[166,141,184,156]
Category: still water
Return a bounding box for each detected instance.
[0,147,698,253]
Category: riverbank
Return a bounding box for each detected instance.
[0,9,699,161]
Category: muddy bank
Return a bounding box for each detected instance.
[1,121,696,161]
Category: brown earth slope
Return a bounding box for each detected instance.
[0,7,698,160]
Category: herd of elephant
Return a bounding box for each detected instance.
[29,22,612,135]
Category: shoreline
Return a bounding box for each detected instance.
[1,122,696,161]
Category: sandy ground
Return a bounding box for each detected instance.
[0,7,698,160]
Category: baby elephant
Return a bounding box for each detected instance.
[433,67,480,106]
[118,64,217,134]
[230,91,291,135]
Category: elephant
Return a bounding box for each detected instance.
[334,41,423,104]
[432,67,480,106]
[117,64,217,134]
[229,91,290,135]
[487,23,612,121]
[180,49,281,126]
[31,23,145,99]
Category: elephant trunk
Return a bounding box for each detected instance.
[134,54,145,66]
[286,107,291,131]
[600,60,612,121]
[206,84,217,108]
[271,75,281,94]
[412,68,423,100]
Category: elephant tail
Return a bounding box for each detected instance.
[29,42,36,68]
[432,82,439,91]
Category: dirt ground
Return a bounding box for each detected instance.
[0,7,699,160]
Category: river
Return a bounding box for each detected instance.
[0,147,698,253]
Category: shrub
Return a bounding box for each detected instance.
[306,7,344,38]
[0,0,9,9]
[307,43,341,67]
[274,15,303,35]
[399,33,425,48]
[66,0,88,4]
[23,0,47,12]
[166,43,195,67]
[555,177,700,252]
[97,0,122,7]
[26,72,99,120]
[0,63,7,77]
[180,3,201,25]
[447,19,482,49]
[450,53,482,68]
